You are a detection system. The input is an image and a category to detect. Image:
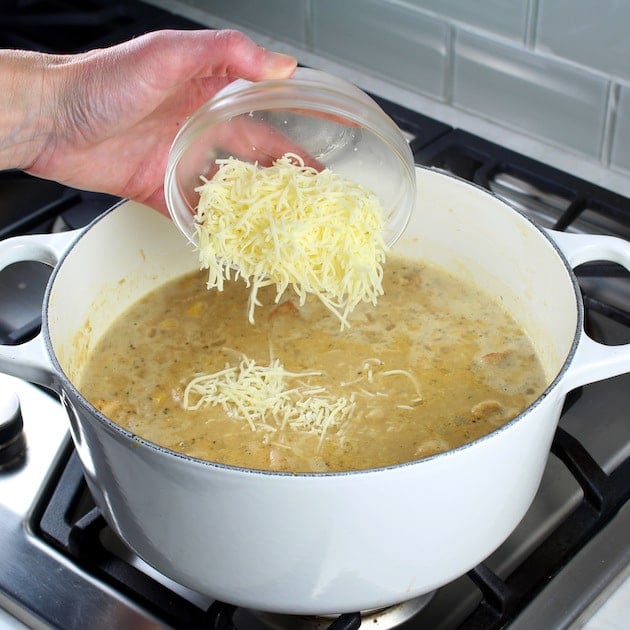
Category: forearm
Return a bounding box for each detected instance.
[0,50,58,172]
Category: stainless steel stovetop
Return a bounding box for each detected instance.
[0,2,629,629]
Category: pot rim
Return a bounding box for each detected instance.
[41,166,584,478]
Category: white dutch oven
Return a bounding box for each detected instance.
[0,167,629,615]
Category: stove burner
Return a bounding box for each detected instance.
[252,594,436,630]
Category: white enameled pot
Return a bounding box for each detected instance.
[1,167,629,615]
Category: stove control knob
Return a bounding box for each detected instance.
[0,389,27,470]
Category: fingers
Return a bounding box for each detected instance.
[208,29,297,80]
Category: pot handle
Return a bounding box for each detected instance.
[0,230,82,391]
[546,229,630,392]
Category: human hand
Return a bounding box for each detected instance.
[0,29,296,213]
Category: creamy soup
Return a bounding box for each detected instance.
[78,253,548,473]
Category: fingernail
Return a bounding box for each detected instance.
[262,51,297,77]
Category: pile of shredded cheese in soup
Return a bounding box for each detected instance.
[78,253,548,473]
[194,153,387,329]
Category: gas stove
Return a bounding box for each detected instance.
[0,2,629,629]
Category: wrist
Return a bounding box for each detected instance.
[0,50,58,172]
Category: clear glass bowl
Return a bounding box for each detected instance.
[164,68,416,247]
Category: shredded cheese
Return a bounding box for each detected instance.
[182,353,422,449]
[194,153,387,329]
[182,357,356,449]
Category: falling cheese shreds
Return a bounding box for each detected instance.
[194,153,388,328]
[182,357,356,448]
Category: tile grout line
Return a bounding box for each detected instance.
[600,82,619,167]
[525,0,540,49]
[444,25,456,105]
[304,0,314,51]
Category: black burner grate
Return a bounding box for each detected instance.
[414,129,630,240]
[0,0,201,53]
